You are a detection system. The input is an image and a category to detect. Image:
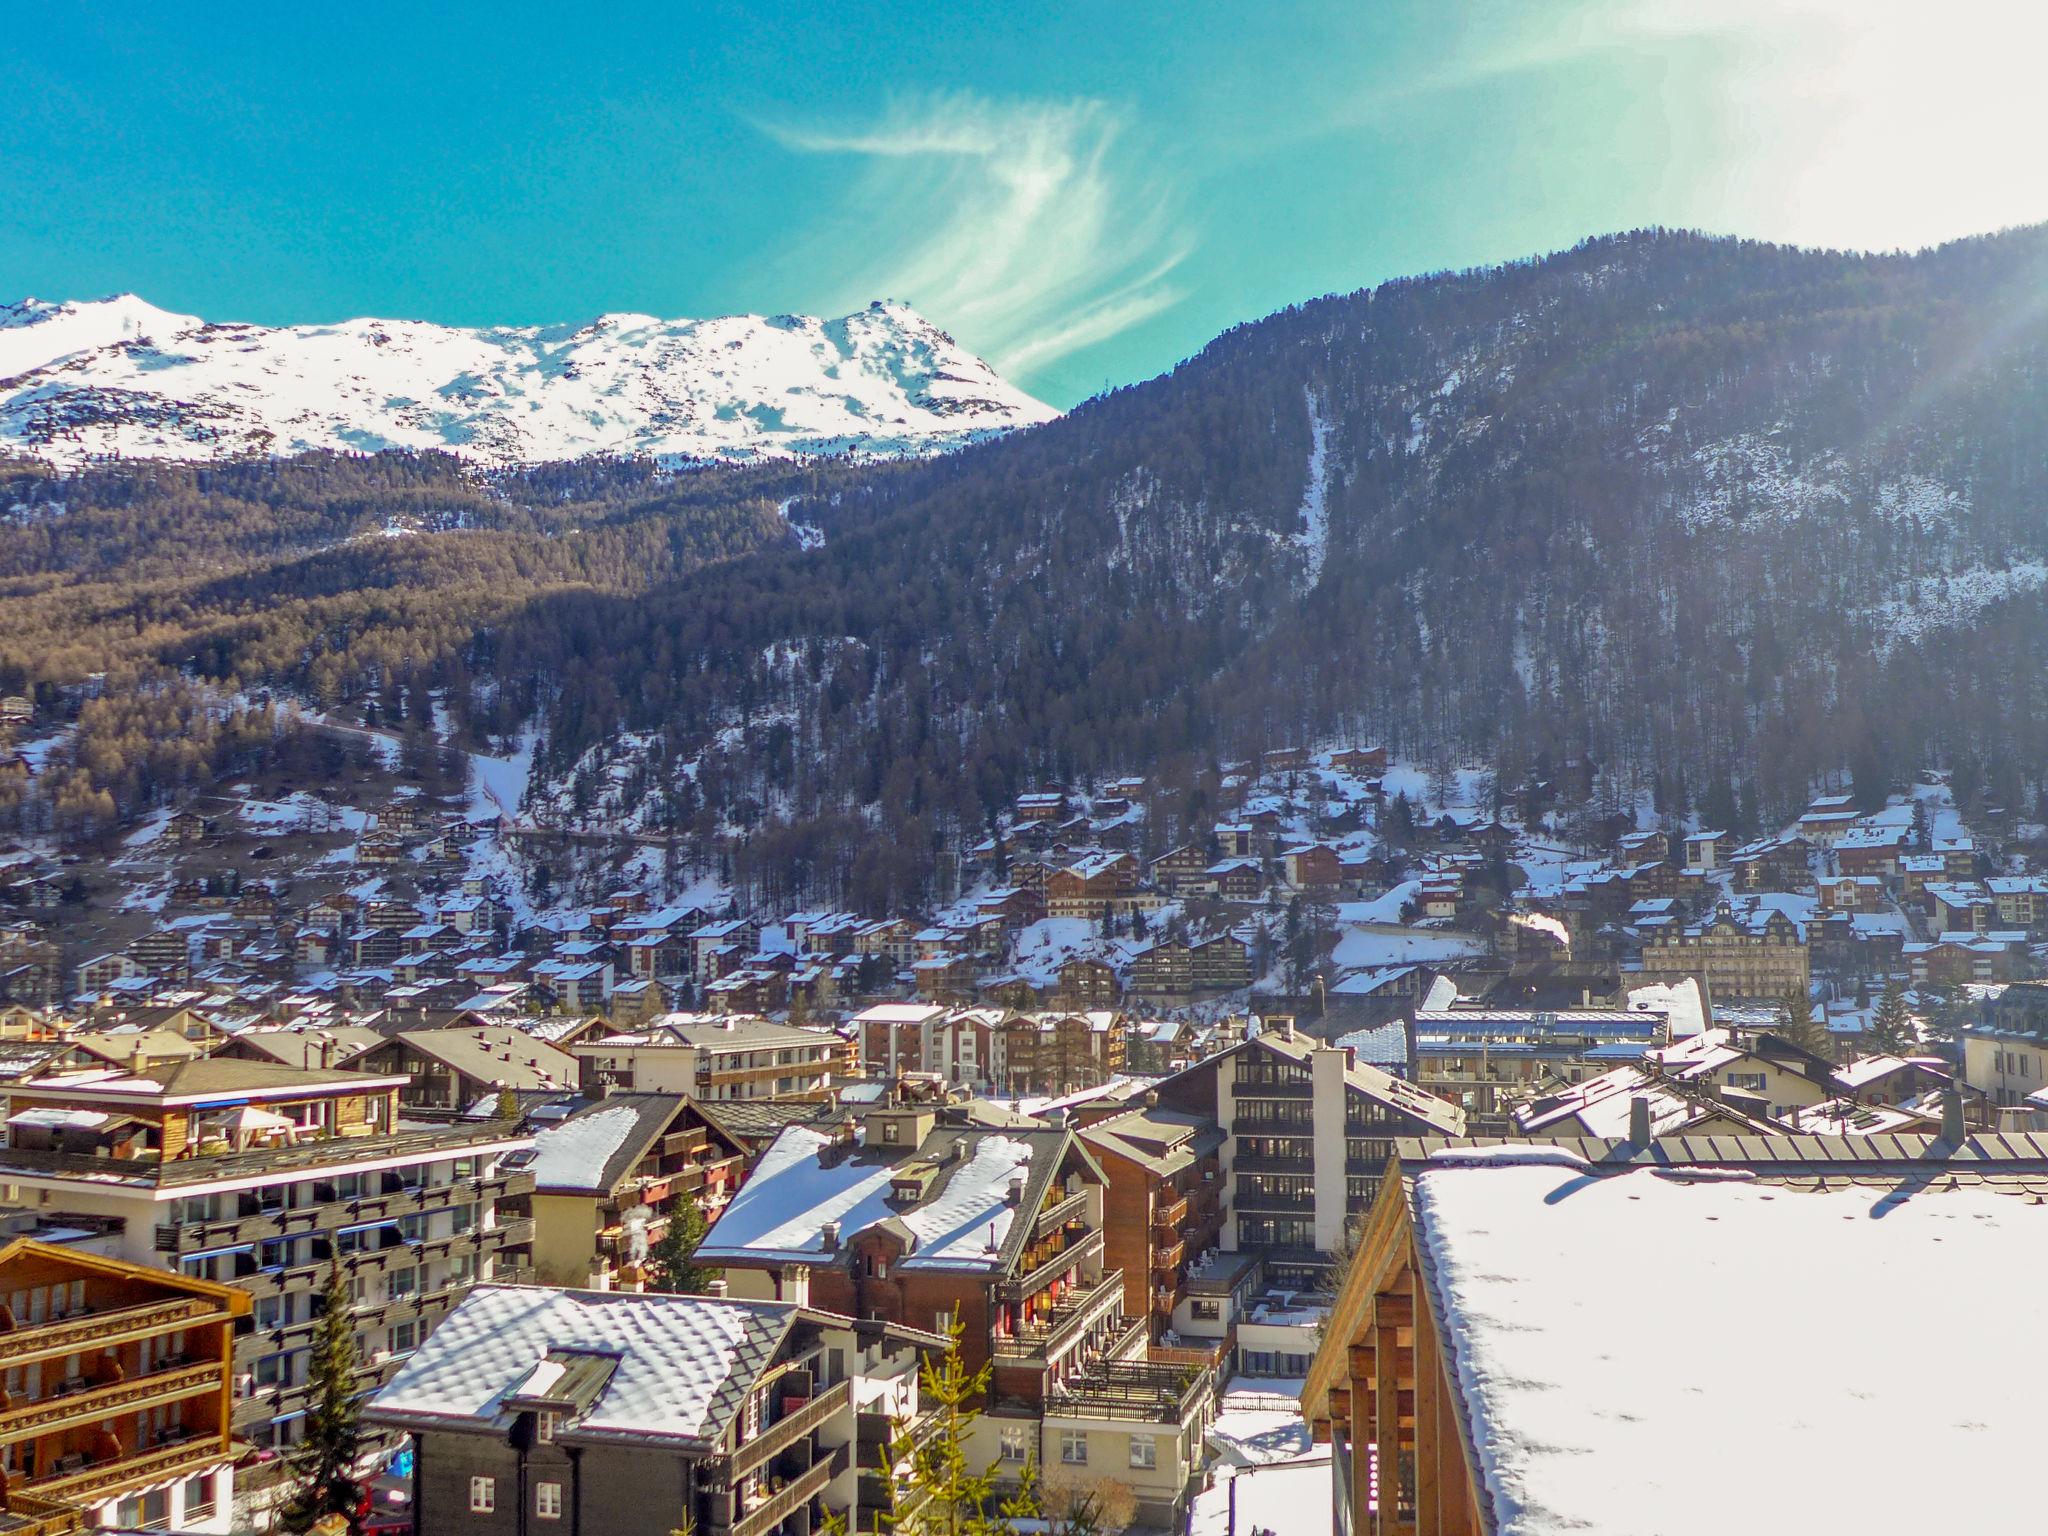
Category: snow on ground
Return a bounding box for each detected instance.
[776,496,827,551]
[1416,1157,2048,1536]
[1293,387,1331,591]
[1189,1455,1332,1536]
[469,729,538,821]
[1329,922,1488,971]
[1866,561,2048,653]
[121,808,174,848]
[1208,1378,1314,1468]
[1337,885,1416,925]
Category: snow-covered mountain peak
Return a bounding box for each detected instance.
[0,294,1056,466]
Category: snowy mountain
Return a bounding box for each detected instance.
[0,294,1055,465]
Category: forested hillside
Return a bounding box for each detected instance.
[16,227,2048,908]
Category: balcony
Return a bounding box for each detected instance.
[1033,1190,1089,1241]
[722,1445,844,1536]
[27,1437,231,1505]
[1151,1238,1186,1273]
[0,1361,222,1442]
[1045,1358,1213,1426]
[725,1380,851,1483]
[1231,1075,1313,1098]
[1152,1192,1190,1231]
[992,1270,1125,1367]
[1233,1189,1314,1214]
[1229,1150,1311,1175]
[4,1121,532,1191]
[0,1299,220,1368]
[997,1229,1104,1303]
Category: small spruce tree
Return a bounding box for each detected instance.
[1778,987,1830,1060]
[1869,979,1915,1055]
[280,1263,365,1535]
[648,1200,714,1293]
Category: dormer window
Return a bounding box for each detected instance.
[537,1411,558,1443]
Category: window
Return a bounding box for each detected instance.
[469,1477,495,1514]
[1059,1431,1088,1466]
[1129,1435,1157,1470]
[391,1321,418,1354]
[1191,1300,1220,1322]
[536,1411,557,1443]
[998,1427,1030,1463]
[535,1482,562,1521]
[881,1121,900,1144]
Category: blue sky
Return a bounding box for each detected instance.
[5,1,2045,406]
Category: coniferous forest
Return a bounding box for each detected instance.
[12,227,2048,906]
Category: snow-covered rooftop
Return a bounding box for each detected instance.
[1414,1156,2048,1535]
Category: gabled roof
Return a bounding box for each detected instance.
[697,1122,1091,1275]
[529,1093,737,1197]
[369,1286,913,1448]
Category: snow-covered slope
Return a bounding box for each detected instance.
[0,294,1056,465]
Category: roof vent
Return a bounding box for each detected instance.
[1142,1091,1159,1109]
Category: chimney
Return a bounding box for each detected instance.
[951,1136,970,1164]
[820,1221,841,1253]
[1940,1085,1965,1144]
[1627,1095,1653,1147]
[1142,1091,1159,1109]
[1006,1175,1026,1206]
[705,1277,729,1298]
[778,1265,811,1306]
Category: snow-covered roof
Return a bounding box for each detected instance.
[697,1125,1052,1270]
[369,1285,792,1446]
[1411,1151,2048,1534]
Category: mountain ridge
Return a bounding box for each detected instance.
[0,293,1055,466]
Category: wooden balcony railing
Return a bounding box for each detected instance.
[1033,1191,1089,1240]
[725,1446,841,1536]
[0,1362,221,1443]
[0,1300,219,1368]
[726,1381,851,1482]
[998,1229,1103,1302]
[27,1437,230,1504]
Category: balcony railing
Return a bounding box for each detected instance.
[992,1271,1124,1367]
[726,1380,851,1482]
[1033,1191,1089,1240]
[0,1121,531,1190]
[0,1361,221,1441]
[1045,1359,1213,1426]
[997,1229,1104,1303]
[725,1446,842,1536]
[1152,1191,1190,1230]
[0,1299,220,1367]
[27,1437,230,1504]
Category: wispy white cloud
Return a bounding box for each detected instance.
[761,93,1190,387]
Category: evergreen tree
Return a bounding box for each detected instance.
[1777,987,1830,1060]
[882,1324,1041,1536]
[1869,979,1915,1054]
[280,1264,364,1535]
[648,1200,714,1293]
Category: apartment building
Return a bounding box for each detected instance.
[0,1059,534,1453]
[1148,1022,1465,1290]
[0,1238,246,1533]
[524,1095,749,1288]
[570,1015,839,1102]
[1409,1008,1665,1132]
[368,1285,943,1536]
[697,1103,1216,1528]
[1071,1098,1227,1328]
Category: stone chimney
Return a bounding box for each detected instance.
[820,1221,841,1253]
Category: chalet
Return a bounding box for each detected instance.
[1681,829,1725,871]
[1214,823,1255,859]
[1836,823,1909,878]
[1045,851,1142,918]
[1205,858,1264,901]
[1282,842,1343,889]
[369,1285,944,1536]
[1150,844,1212,894]
[698,1110,1214,1525]
[353,1026,580,1109]
[165,810,211,845]
[1329,746,1390,775]
[527,1094,749,1288]
[1014,790,1066,821]
[1727,833,1812,892]
[1817,874,1883,912]
[1899,853,1949,897]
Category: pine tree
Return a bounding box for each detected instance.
[882,1324,1039,1536]
[648,1200,714,1293]
[280,1264,365,1535]
[1869,979,1915,1054]
[1777,987,1830,1060]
